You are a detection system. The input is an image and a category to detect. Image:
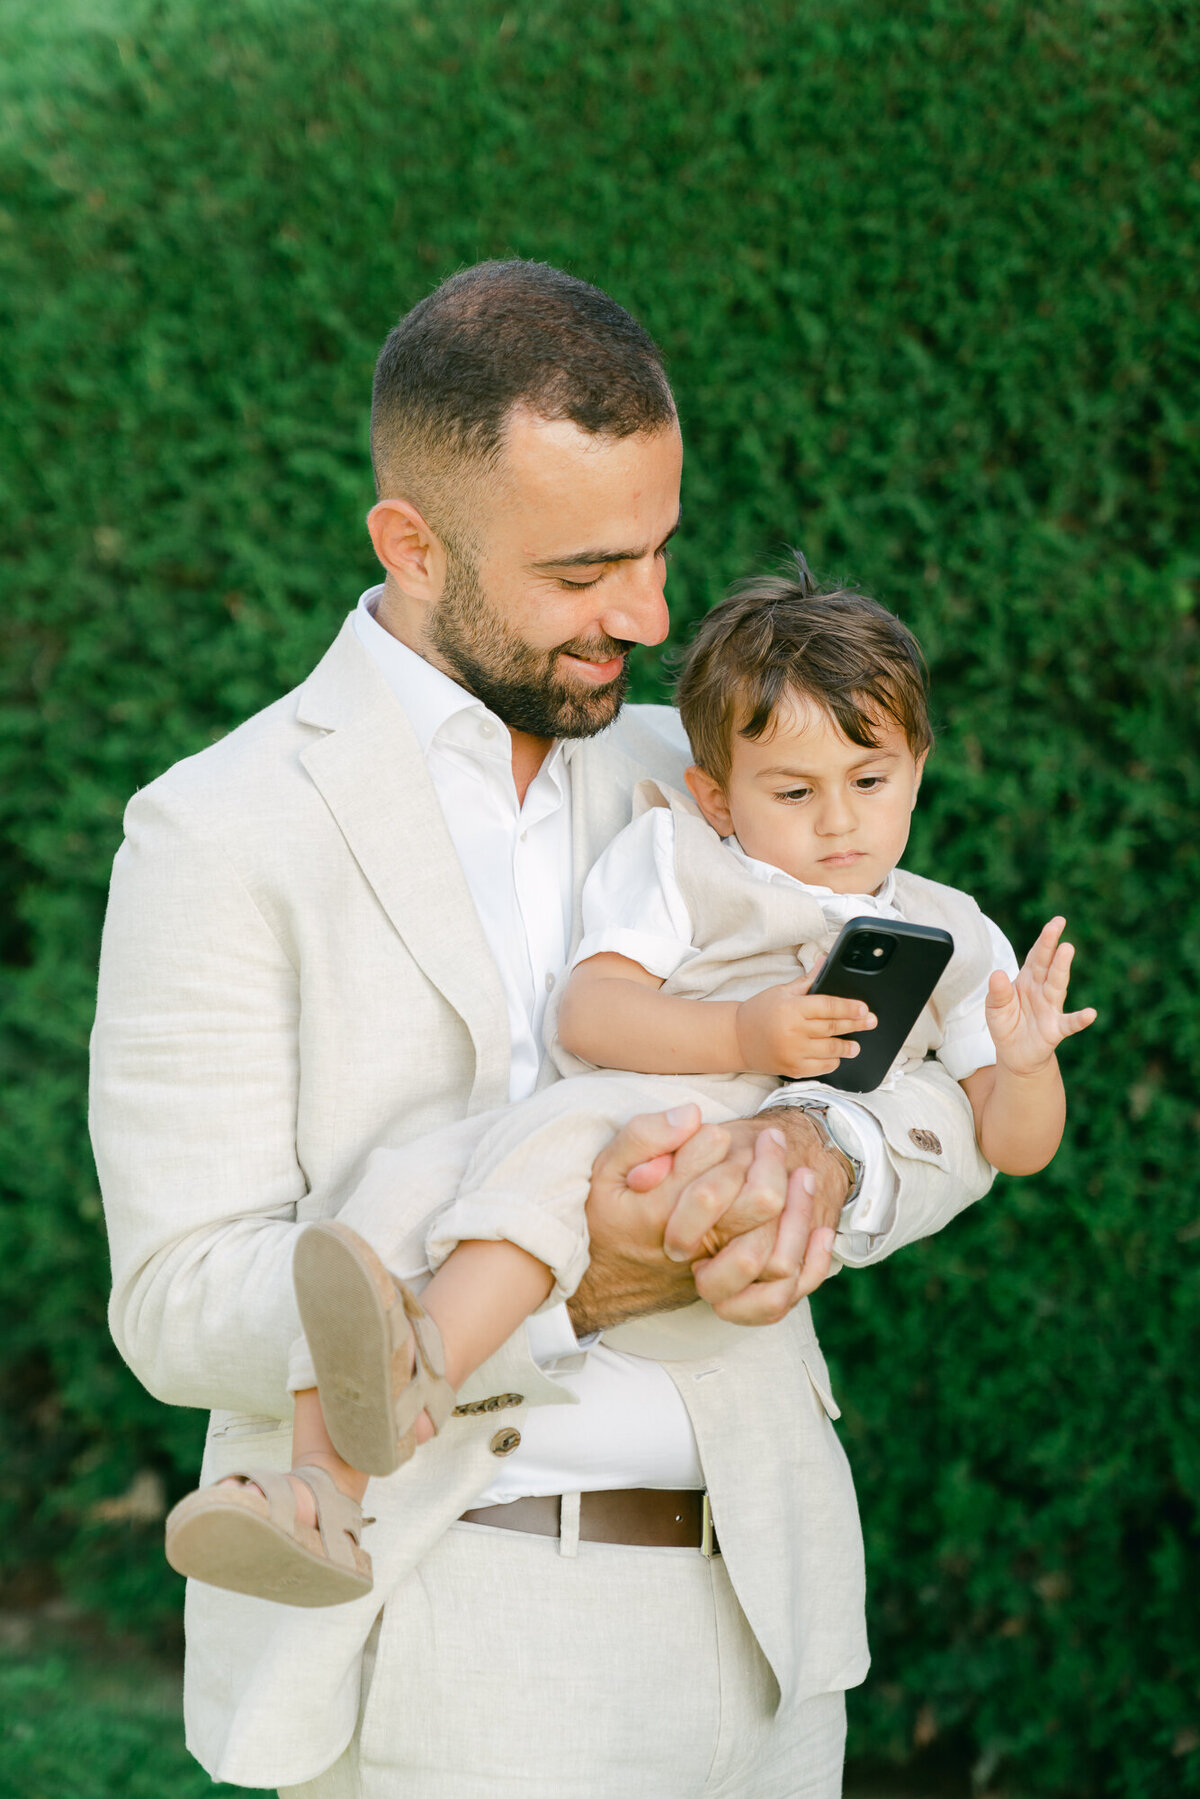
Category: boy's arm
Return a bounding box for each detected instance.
[558,951,874,1079]
[961,1059,1066,1175]
[959,917,1096,1175]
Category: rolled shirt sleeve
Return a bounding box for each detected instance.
[571,808,698,980]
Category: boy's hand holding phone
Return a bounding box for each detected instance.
[985,916,1097,1074]
[734,967,876,1080]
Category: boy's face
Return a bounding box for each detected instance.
[687,692,927,894]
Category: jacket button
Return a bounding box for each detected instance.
[489,1428,521,1456]
[909,1128,943,1155]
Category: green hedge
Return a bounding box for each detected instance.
[0,1,1197,1792]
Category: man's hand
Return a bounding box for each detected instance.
[570,1104,851,1335]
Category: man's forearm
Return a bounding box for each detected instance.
[567,1236,698,1335]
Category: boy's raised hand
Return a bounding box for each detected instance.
[986,916,1097,1076]
[735,964,875,1080]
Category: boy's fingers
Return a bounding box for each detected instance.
[986,969,1015,1008]
[801,994,875,1026]
[1062,1005,1097,1037]
[1027,916,1066,975]
[1043,941,1075,1001]
[786,962,821,995]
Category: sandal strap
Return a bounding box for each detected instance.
[387,1284,456,1442]
[228,1467,297,1532]
[289,1467,365,1574]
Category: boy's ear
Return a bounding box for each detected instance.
[910,747,930,808]
[685,764,735,836]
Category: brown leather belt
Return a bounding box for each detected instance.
[460,1489,718,1554]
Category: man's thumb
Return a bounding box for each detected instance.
[607,1103,704,1185]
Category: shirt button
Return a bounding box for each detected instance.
[545,972,556,993]
[489,1428,521,1456]
[478,719,495,739]
[520,829,528,842]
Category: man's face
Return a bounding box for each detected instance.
[426,410,683,740]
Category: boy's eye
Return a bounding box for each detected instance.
[777,787,812,803]
[854,776,887,791]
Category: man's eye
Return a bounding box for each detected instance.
[557,575,603,590]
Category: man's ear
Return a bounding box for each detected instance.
[685,765,735,837]
[366,498,447,602]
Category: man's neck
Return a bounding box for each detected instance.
[373,585,553,806]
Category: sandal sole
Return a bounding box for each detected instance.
[294,1222,409,1477]
[164,1489,372,1608]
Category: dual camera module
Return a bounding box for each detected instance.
[840,930,896,973]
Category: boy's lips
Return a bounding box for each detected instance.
[819,851,865,867]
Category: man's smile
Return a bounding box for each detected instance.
[557,649,626,685]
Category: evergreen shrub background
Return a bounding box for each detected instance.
[0,1,1196,1792]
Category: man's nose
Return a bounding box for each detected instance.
[599,557,670,648]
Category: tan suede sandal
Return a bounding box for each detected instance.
[163,1465,373,1607]
[294,1220,456,1477]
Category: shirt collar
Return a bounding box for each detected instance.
[725,837,898,912]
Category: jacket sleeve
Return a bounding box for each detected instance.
[831,1058,996,1267]
[90,781,309,1417]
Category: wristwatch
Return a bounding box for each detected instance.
[783,1097,865,1206]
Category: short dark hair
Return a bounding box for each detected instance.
[676,554,934,785]
[370,260,675,536]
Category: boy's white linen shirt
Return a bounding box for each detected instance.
[575,807,1019,1243]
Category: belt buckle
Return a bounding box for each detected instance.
[700,1491,715,1559]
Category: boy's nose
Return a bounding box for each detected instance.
[815,795,855,835]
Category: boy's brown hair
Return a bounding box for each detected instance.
[676,554,933,785]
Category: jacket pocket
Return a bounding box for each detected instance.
[801,1350,842,1420]
[209,1412,288,1441]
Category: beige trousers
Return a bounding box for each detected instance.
[278,1518,846,1799]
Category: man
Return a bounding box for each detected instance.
[91,261,993,1798]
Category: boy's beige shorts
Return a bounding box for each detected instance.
[278,1516,847,1799]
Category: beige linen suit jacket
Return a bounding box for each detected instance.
[90,616,995,1790]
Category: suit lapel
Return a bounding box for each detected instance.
[297,620,511,1113]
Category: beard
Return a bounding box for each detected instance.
[427,551,632,740]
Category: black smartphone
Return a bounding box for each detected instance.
[807,917,954,1092]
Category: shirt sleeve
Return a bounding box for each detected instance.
[936,915,1020,1081]
[758,1086,899,1245]
[571,807,699,980]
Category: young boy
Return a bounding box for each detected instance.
[165,562,1094,1604]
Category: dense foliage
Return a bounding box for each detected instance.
[0,0,1196,1791]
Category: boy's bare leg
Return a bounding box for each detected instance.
[221,1237,554,1527]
